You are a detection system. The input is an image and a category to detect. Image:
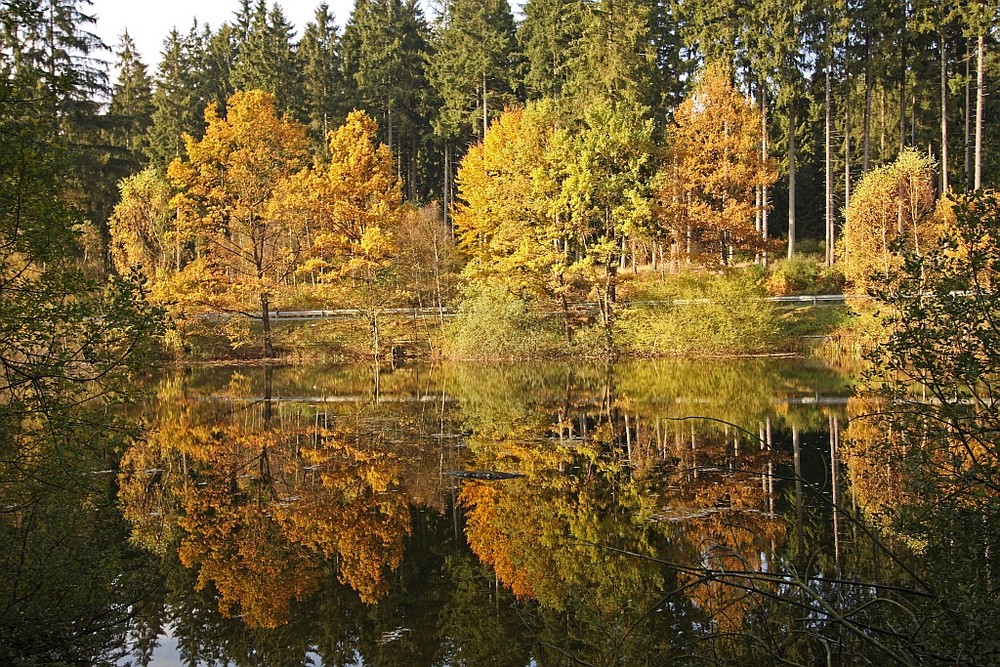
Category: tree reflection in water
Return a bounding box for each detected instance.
[108,359,952,665]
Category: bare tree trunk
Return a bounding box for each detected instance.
[260,292,274,358]
[826,59,835,267]
[941,28,949,193]
[788,101,797,260]
[975,34,984,189]
[864,40,873,172]
[844,51,852,217]
[966,40,973,189]
[761,84,769,266]
[900,7,908,152]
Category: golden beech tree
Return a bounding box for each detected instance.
[167,90,310,357]
[657,63,777,267]
[285,110,404,358]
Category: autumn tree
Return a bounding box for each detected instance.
[656,63,778,267]
[845,189,1000,661]
[559,101,655,350]
[454,101,577,332]
[287,110,405,359]
[838,149,937,293]
[109,167,174,279]
[168,90,310,357]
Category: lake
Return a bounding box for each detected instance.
[5,359,934,665]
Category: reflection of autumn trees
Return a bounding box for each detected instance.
[120,371,430,627]
[451,361,802,641]
[116,360,871,664]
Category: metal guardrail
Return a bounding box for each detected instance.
[196,294,858,322]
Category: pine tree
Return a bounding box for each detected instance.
[146,26,208,168]
[230,1,303,118]
[427,0,520,143]
[108,31,153,163]
[300,3,344,156]
[342,0,433,197]
[566,0,656,110]
[202,23,238,115]
[517,0,586,103]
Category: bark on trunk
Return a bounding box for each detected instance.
[975,34,984,190]
[825,59,835,267]
[940,28,949,193]
[788,101,797,260]
[261,292,274,358]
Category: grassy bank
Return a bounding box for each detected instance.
[163,261,855,363]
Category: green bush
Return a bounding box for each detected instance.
[617,270,783,356]
[766,255,845,295]
[440,283,567,359]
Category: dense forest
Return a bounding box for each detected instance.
[7,0,1000,231]
[2,0,1000,359]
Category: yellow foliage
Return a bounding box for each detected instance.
[838,150,937,294]
[656,62,777,265]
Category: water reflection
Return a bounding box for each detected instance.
[104,360,898,664]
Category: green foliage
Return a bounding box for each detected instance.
[838,150,937,294]
[440,283,567,359]
[230,1,303,118]
[107,31,154,168]
[0,17,167,662]
[426,0,519,141]
[146,26,209,168]
[299,3,345,156]
[765,255,844,295]
[617,270,782,355]
[845,190,1000,661]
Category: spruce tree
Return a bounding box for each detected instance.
[230,1,303,119]
[517,0,586,103]
[300,3,344,156]
[202,23,238,115]
[108,31,153,161]
[566,0,656,110]
[145,27,207,168]
[427,0,520,144]
[342,0,434,197]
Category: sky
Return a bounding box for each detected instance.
[88,0,361,68]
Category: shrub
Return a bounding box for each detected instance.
[766,256,844,295]
[618,270,783,356]
[440,283,567,359]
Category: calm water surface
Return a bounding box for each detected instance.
[7,359,916,665]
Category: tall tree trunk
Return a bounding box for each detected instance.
[966,40,973,189]
[844,49,852,217]
[975,34,984,189]
[761,84,769,265]
[788,100,797,260]
[260,292,274,358]
[825,59,835,267]
[443,141,451,230]
[940,28,949,192]
[900,4,908,151]
[864,40,873,172]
